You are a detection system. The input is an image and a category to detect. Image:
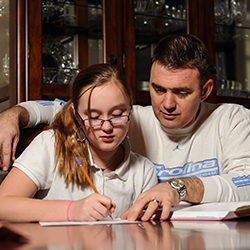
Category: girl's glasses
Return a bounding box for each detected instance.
[76,107,131,128]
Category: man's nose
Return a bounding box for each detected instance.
[163,92,176,112]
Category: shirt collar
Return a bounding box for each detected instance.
[87,138,131,181]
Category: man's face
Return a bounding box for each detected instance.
[149,61,204,129]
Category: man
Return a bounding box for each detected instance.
[1,34,250,221]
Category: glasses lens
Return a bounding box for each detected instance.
[110,116,129,125]
[84,119,102,128]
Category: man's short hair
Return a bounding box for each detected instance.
[150,34,210,87]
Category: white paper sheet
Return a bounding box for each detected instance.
[40,218,140,227]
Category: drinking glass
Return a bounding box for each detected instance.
[231,0,248,26]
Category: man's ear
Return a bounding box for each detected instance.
[201,79,213,102]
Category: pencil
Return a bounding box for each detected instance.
[75,157,113,219]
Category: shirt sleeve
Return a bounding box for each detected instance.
[18,99,65,128]
[13,130,56,190]
[141,157,158,192]
[201,105,250,202]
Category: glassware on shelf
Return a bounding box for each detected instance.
[62,1,76,25]
[42,34,78,85]
[2,52,9,83]
[147,0,165,15]
[231,0,248,26]
[57,68,79,84]
[214,0,233,25]
[88,3,102,24]
[42,0,64,24]
[42,0,77,25]
[43,68,58,84]
[0,0,8,17]
[214,0,248,26]
[217,79,250,98]
[164,0,186,33]
[43,67,79,84]
[134,0,149,13]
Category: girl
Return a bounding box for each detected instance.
[0,64,157,222]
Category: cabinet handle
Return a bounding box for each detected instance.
[210,64,216,74]
[108,54,117,65]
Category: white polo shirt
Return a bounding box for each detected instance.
[13,130,158,218]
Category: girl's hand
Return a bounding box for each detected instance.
[68,193,116,221]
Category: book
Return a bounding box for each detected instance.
[169,201,250,221]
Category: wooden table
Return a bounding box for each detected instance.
[1,219,250,249]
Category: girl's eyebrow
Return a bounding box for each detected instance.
[87,104,129,114]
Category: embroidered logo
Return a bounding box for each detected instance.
[154,159,219,182]
[232,176,250,187]
[36,99,66,106]
[173,143,181,151]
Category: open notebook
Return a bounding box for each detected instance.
[169,201,250,221]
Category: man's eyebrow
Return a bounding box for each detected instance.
[151,82,192,92]
[151,82,166,89]
[172,87,193,92]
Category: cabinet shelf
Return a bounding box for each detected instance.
[42,21,102,38]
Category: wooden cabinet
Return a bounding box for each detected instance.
[8,0,250,108]
[7,0,213,106]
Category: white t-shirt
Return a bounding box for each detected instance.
[13,130,158,218]
[19,100,250,202]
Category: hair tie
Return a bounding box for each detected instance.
[74,127,86,143]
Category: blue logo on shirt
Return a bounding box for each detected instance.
[155,159,219,182]
[36,99,66,106]
[232,176,250,187]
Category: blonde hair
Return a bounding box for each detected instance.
[51,64,132,187]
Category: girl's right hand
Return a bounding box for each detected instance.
[68,193,116,221]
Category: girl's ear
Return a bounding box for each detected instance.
[72,105,81,125]
[201,79,214,102]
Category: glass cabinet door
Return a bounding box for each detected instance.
[0,0,9,112]
[134,0,187,104]
[215,0,250,101]
[42,0,103,89]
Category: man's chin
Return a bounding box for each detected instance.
[160,120,179,129]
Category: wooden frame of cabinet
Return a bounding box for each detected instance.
[0,0,20,107]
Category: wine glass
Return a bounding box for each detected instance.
[231,0,248,26]
[214,0,233,25]
[147,0,165,15]
[134,0,148,13]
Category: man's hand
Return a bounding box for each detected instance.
[0,106,29,171]
[121,181,180,221]
[121,177,204,221]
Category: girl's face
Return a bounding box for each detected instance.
[77,82,130,154]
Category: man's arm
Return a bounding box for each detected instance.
[121,177,204,221]
[0,99,65,171]
[0,106,29,171]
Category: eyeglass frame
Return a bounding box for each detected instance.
[75,107,131,128]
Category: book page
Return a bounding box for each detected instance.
[172,202,250,212]
[170,201,250,221]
